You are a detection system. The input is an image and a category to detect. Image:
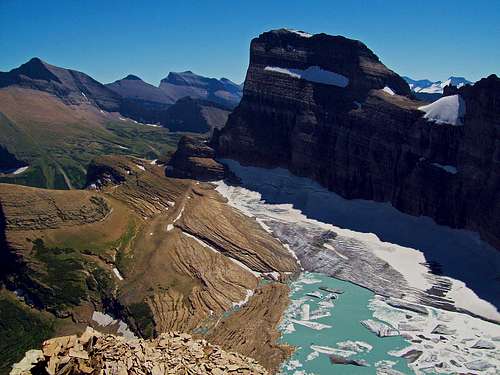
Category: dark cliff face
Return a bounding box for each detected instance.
[214,29,500,249]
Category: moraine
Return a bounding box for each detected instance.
[214,159,500,375]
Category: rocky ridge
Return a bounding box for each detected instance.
[11,327,267,375]
[1,155,297,372]
[166,136,227,181]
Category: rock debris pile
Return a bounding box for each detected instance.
[11,328,268,375]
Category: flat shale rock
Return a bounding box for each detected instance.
[11,327,268,375]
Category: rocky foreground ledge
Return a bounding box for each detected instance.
[11,328,268,375]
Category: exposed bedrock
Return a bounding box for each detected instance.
[213,28,500,249]
[167,135,227,181]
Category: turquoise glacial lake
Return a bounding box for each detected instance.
[279,272,413,375]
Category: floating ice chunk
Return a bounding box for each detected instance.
[306,291,323,299]
[290,319,332,330]
[310,345,355,357]
[361,319,399,337]
[301,304,310,320]
[308,311,331,321]
[382,86,396,95]
[264,66,349,87]
[306,350,319,361]
[284,359,302,371]
[337,340,373,353]
[418,94,466,126]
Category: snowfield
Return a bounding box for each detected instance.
[285,28,313,38]
[382,86,396,95]
[264,66,349,87]
[418,94,466,126]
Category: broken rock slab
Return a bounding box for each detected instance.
[11,327,268,375]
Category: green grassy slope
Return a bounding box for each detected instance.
[0,112,183,189]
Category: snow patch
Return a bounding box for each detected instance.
[135,164,145,171]
[92,311,136,339]
[286,29,313,38]
[264,66,349,87]
[173,206,185,223]
[12,166,29,175]
[418,94,466,126]
[432,163,458,174]
[112,268,123,281]
[382,86,396,95]
[232,289,254,308]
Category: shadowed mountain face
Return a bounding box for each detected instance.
[160,97,231,133]
[214,28,500,250]
[159,71,242,109]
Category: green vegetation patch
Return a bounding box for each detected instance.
[127,301,155,339]
[29,239,89,310]
[27,239,115,312]
[0,294,55,375]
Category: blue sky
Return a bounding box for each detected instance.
[1,0,498,85]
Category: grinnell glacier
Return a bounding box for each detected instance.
[215,159,500,374]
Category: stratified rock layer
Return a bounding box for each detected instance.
[167,136,227,181]
[214,29,500,249]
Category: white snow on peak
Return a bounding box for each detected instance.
[264,66,349,87]
[382,86,396,96]
[418,94,466,126]
[285,29,313,38]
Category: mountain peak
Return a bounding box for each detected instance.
[123,74,142,81]
[0,57,60,84]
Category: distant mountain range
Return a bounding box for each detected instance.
[0,57,241,188]
[403,76,473,101]
[106,71,242,110]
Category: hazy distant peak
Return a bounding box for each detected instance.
[123,74,142,81]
